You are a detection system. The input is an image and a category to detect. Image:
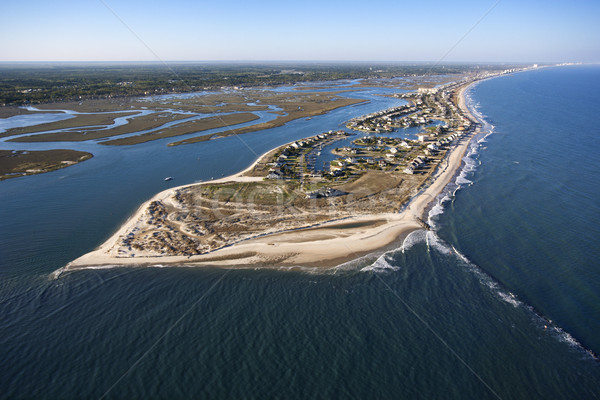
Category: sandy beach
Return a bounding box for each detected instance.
[63,82,480,273]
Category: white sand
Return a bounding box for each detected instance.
[63,82,480,272]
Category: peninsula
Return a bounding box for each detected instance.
[63,69,520,272]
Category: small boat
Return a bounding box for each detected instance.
[164,176,174,181]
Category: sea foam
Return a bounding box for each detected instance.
[360,253,400,272]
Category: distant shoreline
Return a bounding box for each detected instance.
[58,74,491,275]
[1,62,531,108]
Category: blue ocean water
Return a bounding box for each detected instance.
[437,66,600,355]
[1,67,599,399]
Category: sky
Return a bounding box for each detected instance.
[1,0,599,63]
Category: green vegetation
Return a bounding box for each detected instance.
[1,112,137,139]
[192,181,302,207]
[0,149,92,180]
[170,95,365,146]
[0,62,525,106]
[102,112,260,146]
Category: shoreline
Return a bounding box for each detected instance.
[61,80,483,274]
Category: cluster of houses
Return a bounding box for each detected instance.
[346,103,423,133]
[396,78,482,132]
[333,136,431,176]
[323,78,484,178]
[348,89,465,134]
[341,96,476,177]
[266,130,348,180]
[260,68,536,194]
[327,136,422,176]
[263,71,508,184]
[346,70,494,142]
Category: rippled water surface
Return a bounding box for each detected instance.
[1,68,599,399]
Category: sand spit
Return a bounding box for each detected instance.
[61,80,484,273]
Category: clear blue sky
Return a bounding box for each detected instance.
[1,0,598,62]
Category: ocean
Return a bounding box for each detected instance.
[1,66,599,399]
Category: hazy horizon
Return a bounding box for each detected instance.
[0,60,553,65]
[1,0,598,63]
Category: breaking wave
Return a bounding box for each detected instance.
[400,229,427,253]
[360,253,400,272]
[360,87,599,361]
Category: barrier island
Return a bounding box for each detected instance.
[63,69,525,272]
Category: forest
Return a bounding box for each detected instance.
[0,62,523,106]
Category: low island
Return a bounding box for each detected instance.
[62,70,507,273]
[0,149,92,181]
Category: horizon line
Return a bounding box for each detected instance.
[0,60,573,65]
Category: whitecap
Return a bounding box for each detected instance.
[428,202,445,221]
[400,230,427,253]
[451,245,470,265]
[425,231,453,256]
[497,291,521,308]
[455,175,473,186]
[360,253,400,272]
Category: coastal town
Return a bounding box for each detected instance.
[59,67,541,270]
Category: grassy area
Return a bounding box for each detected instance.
[170,95,366,146]
[8,112,193,143]
[3,89,367,148]
[0,107,60,118]
[191,181,302,207]
[102,112,260,146]
[0,149,92,180]
[2,112,138,139]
